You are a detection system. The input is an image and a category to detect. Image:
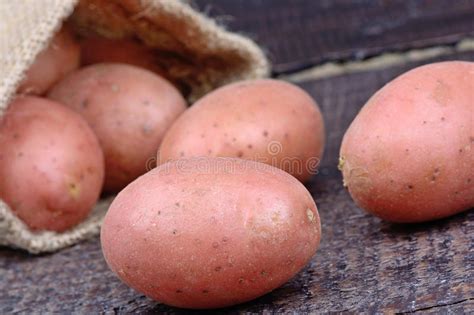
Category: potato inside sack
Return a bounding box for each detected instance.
[69,0,270,102]
[79,37,172,83]
[18,26,80,96]
[339,61,474,223]
[49,63,187,193]
[0,96,105,232]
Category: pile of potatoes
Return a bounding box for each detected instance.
[1,26,188,232]
[1,24,472,309]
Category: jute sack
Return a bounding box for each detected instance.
[0,0,269,254]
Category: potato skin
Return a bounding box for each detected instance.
[101,157,321,309]
[340,61,474,223]
[48,63,186,193]
[18,26,80,95]
[158,79,325,182]
[0,96,104,232]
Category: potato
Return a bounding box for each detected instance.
[101,157,321,309]
[18,26,80,95]
[80,37,166,76]
[339,61,474,223]
[0,96,104,232]
[158,79,325,182]
[48,63,186,193]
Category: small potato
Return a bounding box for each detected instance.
[339,61,474,223]
[101,157,321,309]
[80,37,166,77]
[158,79,325,182]
[49,63,187,193]
[0,96,104,232]
[18,26,80,95]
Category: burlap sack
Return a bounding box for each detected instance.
[0,0,269,254]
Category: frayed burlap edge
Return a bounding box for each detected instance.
[0,0,78,114]
[70,0,270,102]
[0,0,269,253]
[0,198,113,254]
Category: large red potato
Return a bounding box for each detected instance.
[158,79,325,182]
[0,96,104,232]
[101,157,321,309]
[339,61,474,223]
[18,26,80,95]
[48,63,187,193]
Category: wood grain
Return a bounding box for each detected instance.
[1,51,473,313]
[194,0,474,74]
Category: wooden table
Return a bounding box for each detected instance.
[1,1,473,313]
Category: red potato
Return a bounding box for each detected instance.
[18,26,80,95]
[101,157,321,309]
[0,96,104,232]
[80,37,166,76]
[339,61,474,223]
[158,79,325,182]
[48,63,187,193]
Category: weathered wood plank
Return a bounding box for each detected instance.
[194,0,474,74]
[1,50,473,313]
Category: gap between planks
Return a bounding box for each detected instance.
[281,38,474,83]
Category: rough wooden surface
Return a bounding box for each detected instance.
[194,0,474,74]
[1,49,473,313]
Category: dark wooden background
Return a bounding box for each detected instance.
[193,0,474,74]
[1,1,474,313]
